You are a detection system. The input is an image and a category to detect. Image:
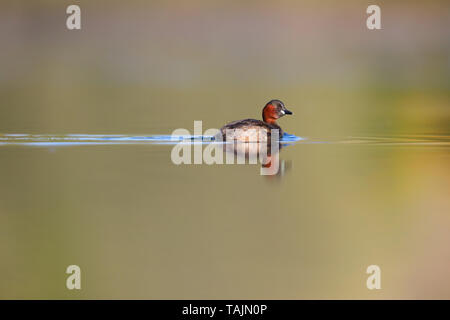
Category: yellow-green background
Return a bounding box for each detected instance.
[0,0,449,299]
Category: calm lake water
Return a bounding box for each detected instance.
[0,134,449,299]
[0,0,449,299]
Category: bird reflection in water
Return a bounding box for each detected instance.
[222,137,291,177]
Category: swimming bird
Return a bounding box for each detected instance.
[220,99,293,142]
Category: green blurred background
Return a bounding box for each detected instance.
[0,0,449,299]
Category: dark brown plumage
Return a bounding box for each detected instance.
[220,100,292,142]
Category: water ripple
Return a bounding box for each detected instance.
[0,134,449,146]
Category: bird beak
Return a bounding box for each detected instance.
[284,109,293,115]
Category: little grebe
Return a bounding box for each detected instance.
[220,99,293,142]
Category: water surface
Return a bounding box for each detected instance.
[1,133,449,299]
[1,0,449,300]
